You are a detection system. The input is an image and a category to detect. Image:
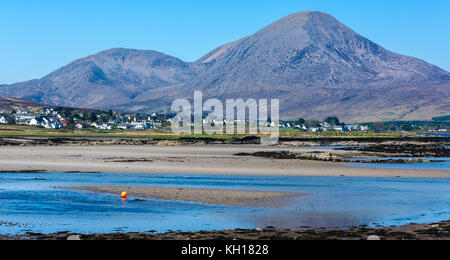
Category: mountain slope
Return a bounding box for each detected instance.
[0,96,46,112]
[0,48,199,110]
[1,11,449,121]
[196,12,449,89]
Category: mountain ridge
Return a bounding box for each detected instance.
[1,11,449,122]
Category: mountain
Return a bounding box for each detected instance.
[1,11,449,122]
[0,49,199,110]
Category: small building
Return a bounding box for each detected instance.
[117,123,131,130]
[29,117,43,126]
[360,125,370,131]
[332,126,345,132]
[346,125,361,131]
[75,124,87,129]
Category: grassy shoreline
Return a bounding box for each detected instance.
[0,125,416,139]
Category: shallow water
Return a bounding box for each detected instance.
[0,172,449,235]
[345,158,450,171]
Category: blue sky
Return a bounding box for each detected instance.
[1,0,449,84]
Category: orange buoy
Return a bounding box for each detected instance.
[121,192,128,199]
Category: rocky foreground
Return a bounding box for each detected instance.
[0,135,448,147]
[236,151,446,164]
[340,144,449,157]
[2,221,449,240]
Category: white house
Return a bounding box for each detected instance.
[117,123,131,130]
[89,122,114,130]
[29,117,43,126]
[75,124,86,129]
[46,122,64,129]
[333,126,345,132]
[16,110,31,115]
[0,116,7,124]
[15,113,35,123]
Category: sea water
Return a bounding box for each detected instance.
[0,172,449,234]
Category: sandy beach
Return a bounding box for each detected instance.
[69,186,297,208]
[0,144,448,178]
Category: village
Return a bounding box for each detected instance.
[0,108,448,133]
[0,106,371,132]
[0,108,163,130]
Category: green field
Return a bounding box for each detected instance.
[0,125,413,139]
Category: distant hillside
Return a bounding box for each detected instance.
[0,96,45,112]
[0,96,97,113]
[1,11,449,122]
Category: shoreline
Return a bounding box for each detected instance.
[0,144,448,178]
[0,134,448,146]
[3,220,449,240]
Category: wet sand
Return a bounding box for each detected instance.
[69,186,297,208]
[0,144,449,178]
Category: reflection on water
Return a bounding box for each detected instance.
[0,172,449,234]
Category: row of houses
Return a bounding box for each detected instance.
[0,108,165,130]
[265,121,369,132]
[303,124,369,132]
[29,116,65,129]
[0,109,67,129]
[0,113,64,129]
[167,117,370,133]
[75,119,161,130]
